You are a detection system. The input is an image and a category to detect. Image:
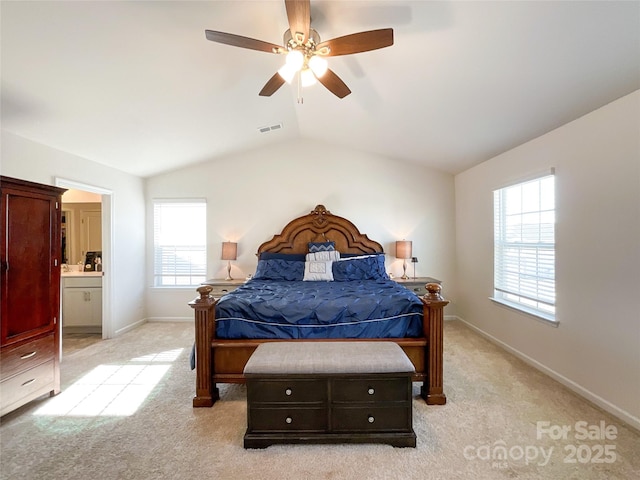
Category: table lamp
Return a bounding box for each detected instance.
[395,240,412,280]
[222,241,237,280]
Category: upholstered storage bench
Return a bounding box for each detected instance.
[243,341,416,449]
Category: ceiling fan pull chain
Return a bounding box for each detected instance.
[297,72,303,104]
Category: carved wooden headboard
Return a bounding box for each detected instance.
[256,205,383,255]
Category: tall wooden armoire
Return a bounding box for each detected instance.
[1,176,65,416]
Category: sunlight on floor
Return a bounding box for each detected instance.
[33,348,183,417]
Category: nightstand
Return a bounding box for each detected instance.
[393,277,441,296]
[200,278,246,297]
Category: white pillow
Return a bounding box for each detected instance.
[303,260,334,281]
[307,251,340,262]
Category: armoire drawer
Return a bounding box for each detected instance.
[0,360,55,414]
[0,334,56,381]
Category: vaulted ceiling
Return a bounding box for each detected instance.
[2,1,639,178]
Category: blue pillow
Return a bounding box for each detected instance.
[254,259,304,281]
[340,252,384,258]
[308,241,335,253]
[332,255,389,281]
[259,252,306,262]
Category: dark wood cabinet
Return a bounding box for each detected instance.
[1,176,65,416]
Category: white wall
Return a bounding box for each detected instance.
[455,91,640,428]
[145,137,456,320]
[1,131,147,337]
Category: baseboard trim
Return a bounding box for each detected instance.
[63,326,102,334]
[146,317,192,323]
[455,317,640,432]
[113,318,147,337]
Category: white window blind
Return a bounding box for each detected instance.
[153,200,206,287]
[493,174,556,321]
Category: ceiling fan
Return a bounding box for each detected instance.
[205,0,394,99]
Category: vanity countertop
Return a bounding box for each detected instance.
[61,271,104,277]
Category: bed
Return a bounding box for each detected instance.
[189,205,448,407]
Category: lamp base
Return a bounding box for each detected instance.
[226,261,233,281]
[401,260,409,280]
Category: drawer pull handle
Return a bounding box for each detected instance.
[368,416,375,424]
[368,388,375,395]
[21,378,36,387]
[285,388,292,396]
[20,351,37,360]
[285,417,293,424]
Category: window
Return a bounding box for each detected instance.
[153,200,206,287]
[493,173,556,322]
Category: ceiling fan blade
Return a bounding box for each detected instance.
[285,0,310,44]
[317,69,351,99]
[316,28,394,56]
[205,30,283,54]
[259,73,286,97]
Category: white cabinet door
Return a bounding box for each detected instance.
[62,287,102,327]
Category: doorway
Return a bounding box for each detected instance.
[55,178,113,359]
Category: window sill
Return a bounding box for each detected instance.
[490,297,558,327]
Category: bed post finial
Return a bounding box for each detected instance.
[196,285,214,302]
[424,283,443,301]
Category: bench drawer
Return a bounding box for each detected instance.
[332,405,412,432]
[331,377,409,403]
[247,378,326,404]
[248,406,327,432]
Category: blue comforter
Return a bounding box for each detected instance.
[214,279,424,339]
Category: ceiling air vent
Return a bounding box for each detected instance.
[258,123,283,134]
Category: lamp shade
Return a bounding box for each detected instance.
[395,240,412,259]
[221,241,237,261]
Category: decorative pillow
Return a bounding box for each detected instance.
[308,241,335,253]
[303,260,334,281]
[259,252,306,262]
[307,250,340,262]
[333,254,389,281]
[340,252,383,259]
[254,259,304,281]
[340,252,384,259]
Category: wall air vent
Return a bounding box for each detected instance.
[258,123,283,134]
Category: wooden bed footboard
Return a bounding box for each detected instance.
[189,283,449,408]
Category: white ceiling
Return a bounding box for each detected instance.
[2,1,639,178]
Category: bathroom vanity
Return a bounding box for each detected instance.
[61,272,103,333]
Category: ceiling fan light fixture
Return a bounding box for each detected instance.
[285,49,304,70]
[205,1,394,99]
[308,55,328,78]
[278,63,297,83]
[300,68,317,87]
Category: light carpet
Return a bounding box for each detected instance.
[1,320,638,480]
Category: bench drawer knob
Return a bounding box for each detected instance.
[368,416,375,424]
[285,417,293,424]
[285,388,292,396]
[368,388,375,395]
